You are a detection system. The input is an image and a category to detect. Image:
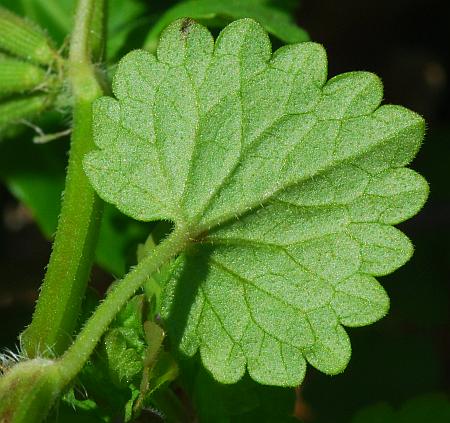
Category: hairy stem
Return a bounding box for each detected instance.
[57,228,189,384]
[22,0,104,357]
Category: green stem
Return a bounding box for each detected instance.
[57,228,189,383]
[22,0,104,358]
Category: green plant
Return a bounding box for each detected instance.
[0,1,430,422]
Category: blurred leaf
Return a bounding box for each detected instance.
[0,135,150,275]
[107,0,147,61]
[0,134,66,236]
[76,292,179,421]
[48,394,106,423]
[133,322,178,418]
[19,0,73,44]
[13,0,147,61]
[143,0,309,52]
[180,358,298,423]
[303,330,442,423]
[352,393,450,423]
[76,294,148,420]
[96,205,152,277]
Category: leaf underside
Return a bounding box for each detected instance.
[84,18,428,386]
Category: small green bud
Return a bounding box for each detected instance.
[0,359,64,423]
[0,55,47,95]
[0,6,57,65]
[0,95,51,136]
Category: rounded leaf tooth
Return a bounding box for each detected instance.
[271,42,327,114]
[113,49,167,101]
[347,223,413,275]
[352,105,425,173]
[201,344,246,385]
[201,261,250,343]
[349,168,429,225]
[215,19,271,80]
[182,22,214,88]
[315,72,383,119]
[198,302,246,384]
[334,105,424,167]
[243,323,307,386]
[161,254,203,356]
[84,149,173,222]
[332,274,389,327]
[304,307,351,374]
[244,283,315,349]
[157,18,213,87]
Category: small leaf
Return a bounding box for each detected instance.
[143,0,309,52]
[85,19,428,387]
[104,328,143,385]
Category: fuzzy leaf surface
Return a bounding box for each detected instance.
[84,18,428,386]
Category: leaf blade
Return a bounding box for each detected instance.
[85,18,428,387]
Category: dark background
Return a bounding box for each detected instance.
[0,1,449,422]
[298,1,450,421]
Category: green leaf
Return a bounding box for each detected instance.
[19,0,73,44]
[84,19,428,387]
[96,205,153,276]
[75,295,148,420]
[49,393,106,423]
[103,328,143,385]
[106,0,147,61]
[143,0,309,52]
[182,360,298,422]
